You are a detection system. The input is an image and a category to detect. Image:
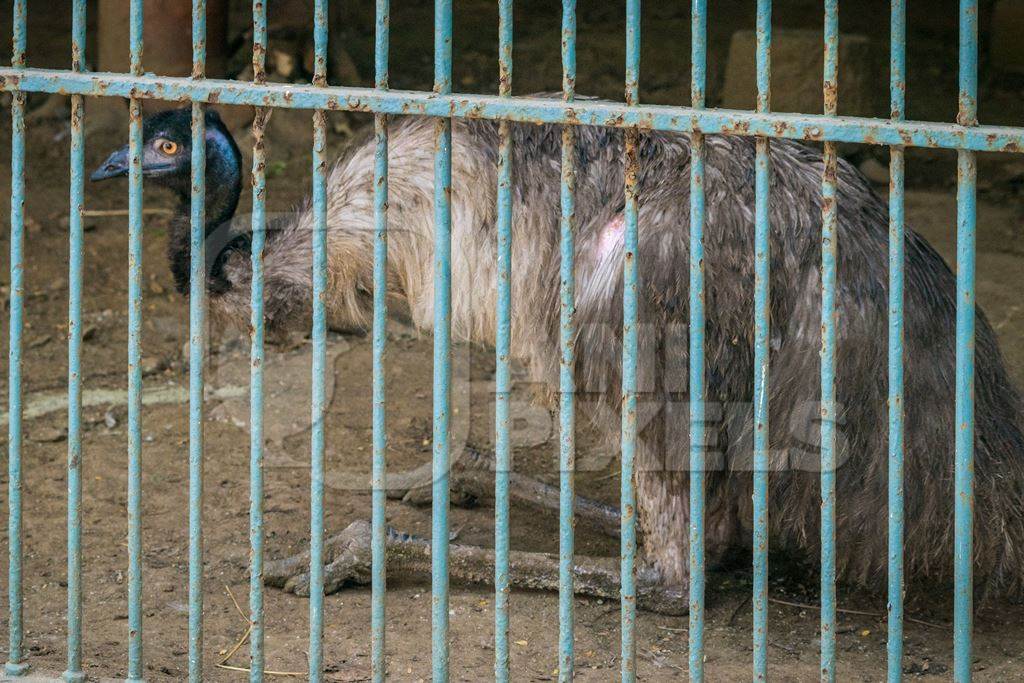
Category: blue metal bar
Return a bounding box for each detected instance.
[308,113,329,683]
[886,1,906,681]
[431,2,453,679]
[752,1,771,681]
[820,2,839,680]
[558,2,577,680]
[248,3,269,679]
[309,5,329,682]
[4,71,1024,154]
[954,2,978,680]
[494,0,513,681]
[5,1,28,677]
[371,2,390,682]
[188,3,207,680]
[309,114,328,683]
[63,2,87,681]
[620,2,640,682]
[126,1,145,680]
[688,1,708,680]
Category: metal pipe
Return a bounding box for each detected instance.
[820,2,839,680]
[494,0,513,680]
[125,0,145,680]
[187,3,208,680]
[752,1,772,680]
[4,70,1024,153]
[886,1,907,681]
[558,2,577,680]
[620,2,640,681]
[371,1,391,680]
[63,2,88,680]
[5,0,28,676]
[688,1,708,679]
[248,2,269,679]
[309,4,329,682]
[431,1,454,680]
[954,3,979,679]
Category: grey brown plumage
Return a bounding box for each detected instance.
[93,107,1024,604]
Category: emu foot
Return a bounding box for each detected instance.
[264,519,687,616]
[265,520,377,595]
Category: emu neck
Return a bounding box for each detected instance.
[168,145,243,295]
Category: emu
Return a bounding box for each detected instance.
[92,106,1024,613]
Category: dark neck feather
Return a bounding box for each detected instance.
[168,134,244,295]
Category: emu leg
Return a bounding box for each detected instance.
[392,447,621,539]
[264,519,686,615]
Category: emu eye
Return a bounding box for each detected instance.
[156,139,179,155]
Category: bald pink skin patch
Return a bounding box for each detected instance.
[597,213,626,261]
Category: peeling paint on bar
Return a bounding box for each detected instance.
[688,0,709,681]
[371,1,391,681]
[1,70,1023,153]
[125,1,146,681]
[886,2,907,682]
[4,2,28,677]
[494,1,513,681]
[752,2,772,681]
[558,2,578,681]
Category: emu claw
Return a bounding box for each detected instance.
[265,519,374,596]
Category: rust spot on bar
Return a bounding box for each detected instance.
[823,80,838,116]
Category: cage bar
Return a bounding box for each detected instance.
[820,1,840,680]
[558,1,578,680]
[371,1,391,681]
[431,0,454,679]
[63,1,87,680]
[620,1,640,681]
[4,71,1023,153]
[687,3,708,677]
[5,0,28,676]
[247,1,269,678]
[125,1,145,681]
[493,0,513,681]
[188,2,208,680]
[309,4,330,681]
[954,2,979,680]
[688,0,708,680]
[886,0,907,681]
[752,0,772,680]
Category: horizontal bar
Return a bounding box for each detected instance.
[2,68,1023,153]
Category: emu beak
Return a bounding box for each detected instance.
[90,145,130,181]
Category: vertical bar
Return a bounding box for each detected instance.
[752,1,771,681]
[886,1,906,681]
[63,2,87,680]
[620,2,640,682]
[248,1,268,679]
[5,1,28,677]
[558,1,577,680]
[493,0,513,681]
[126,1,145,680]
[309,2,329,681]
[954,1,978,680]
[188,2,207,680]
[370,1,390,681]
[431,1,453,680]
[688,0,708,680]
[820,1,839,680]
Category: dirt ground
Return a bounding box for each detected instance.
[2,1,1024,681]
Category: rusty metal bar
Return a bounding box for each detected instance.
[2,70,1023,153]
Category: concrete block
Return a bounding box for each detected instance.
[721,29,880,117]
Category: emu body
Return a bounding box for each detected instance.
[93,108,1024,604]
